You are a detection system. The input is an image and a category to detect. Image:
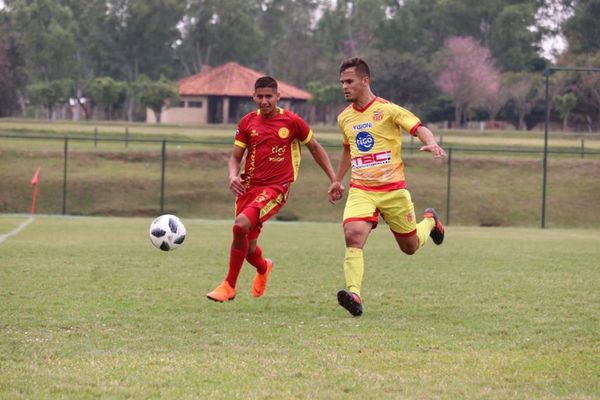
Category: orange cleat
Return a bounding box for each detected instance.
[207,281,236,302]
[252,259,273,298]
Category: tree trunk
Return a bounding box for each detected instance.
[454,105,462,128]
[17,89,27,117]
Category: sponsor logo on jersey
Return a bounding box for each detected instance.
[356,131,375,152]
[278,127,290,139]
[269,145,286,162]
[351,150,392,169]
[373,111,384,121]
[352,122,372,131]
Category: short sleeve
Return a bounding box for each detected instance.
[293,114,313,144]
[234,115,249,148]
[337,115,349,146]
[391,105,422,136]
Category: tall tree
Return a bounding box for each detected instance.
[563,0,600,54]
[0,13,26,116]
[258,0,321,85]
[435,36,501,127]
[176,0,263,75]
[101,0,184,120]
[503,71,542,130]
[488,3,541,71]
[10,0,78,82]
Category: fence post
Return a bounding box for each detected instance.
[410,135,414,154]
[125,127,129,148]
[160,139,166,214]
[541,69,550,229]
[62,137,69,215]
[446,147,452,225]
[440,133,444,147]
[94,127,98,148]
[581,138,584,159]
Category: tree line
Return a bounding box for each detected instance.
[0,0,598,130]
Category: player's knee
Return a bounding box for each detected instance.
[232,223,249,238]
[399,242,418,255]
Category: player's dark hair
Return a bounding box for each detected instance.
[339,57,370,77]
[255,76,278,91]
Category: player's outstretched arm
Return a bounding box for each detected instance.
[228,145,246,196]
[305,138,344,204]
[327,145,351,203]
[416,125,446,159]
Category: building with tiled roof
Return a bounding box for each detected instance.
[147,62,311,125]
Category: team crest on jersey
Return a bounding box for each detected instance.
[278,127,290,139]
[373,111,384,121]
[251,129,258,136]
[406,211,414,223]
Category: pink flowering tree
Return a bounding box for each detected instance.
[436,36,501,127]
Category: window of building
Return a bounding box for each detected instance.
[189,101,203,108]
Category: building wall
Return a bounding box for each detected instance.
[146,96,208,125]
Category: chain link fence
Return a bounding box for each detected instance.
[1,133,599,229]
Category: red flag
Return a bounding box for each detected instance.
[31,167,41,186]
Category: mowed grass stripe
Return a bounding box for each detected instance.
[0,216,598,399]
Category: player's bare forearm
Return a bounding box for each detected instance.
[306,138,344,204]
[335,145,352,182]
[228,145,246,196]
[416,126,446,159]
[306,138,337,183]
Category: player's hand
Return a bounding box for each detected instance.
[327,181,344,204]
[229,176,246,196]
[419,143,447,159]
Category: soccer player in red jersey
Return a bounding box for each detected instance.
[328,57,446,316]
[207,76,343,302]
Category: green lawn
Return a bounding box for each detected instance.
[1,216,598,399]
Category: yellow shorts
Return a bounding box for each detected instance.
[343,187,416,236]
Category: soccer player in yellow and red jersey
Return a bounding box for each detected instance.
[207,76,343,302]
[328,57,446,316]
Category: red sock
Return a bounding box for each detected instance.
[225,225,249,288]
[246,245,267,274]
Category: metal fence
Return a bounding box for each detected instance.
[1,133,599,229]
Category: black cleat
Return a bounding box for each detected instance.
[424,208,445,245]
[337,289,363,317]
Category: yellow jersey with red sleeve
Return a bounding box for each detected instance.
[337,97,422,192]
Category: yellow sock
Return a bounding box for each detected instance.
[416,217,435,250]
[344,247,364,296]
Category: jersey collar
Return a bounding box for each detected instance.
[352,96,378,113]
[256,107,284,116]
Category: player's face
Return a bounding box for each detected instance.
[253,87,280,117]
[340,67,369,103]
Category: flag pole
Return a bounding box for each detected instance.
[30,167,41,214]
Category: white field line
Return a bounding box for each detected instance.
[0,216,35,245]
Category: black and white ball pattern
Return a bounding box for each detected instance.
[149,214,186,251]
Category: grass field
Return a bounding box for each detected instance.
[1,215,598,399]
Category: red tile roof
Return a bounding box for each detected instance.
[178,62,311,100]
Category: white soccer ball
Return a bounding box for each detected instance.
[149,214,186,251]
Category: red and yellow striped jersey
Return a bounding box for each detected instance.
[337,97,421,191]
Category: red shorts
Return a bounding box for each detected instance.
[235,184,290,239]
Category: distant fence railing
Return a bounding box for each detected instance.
[1,133,600,228]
